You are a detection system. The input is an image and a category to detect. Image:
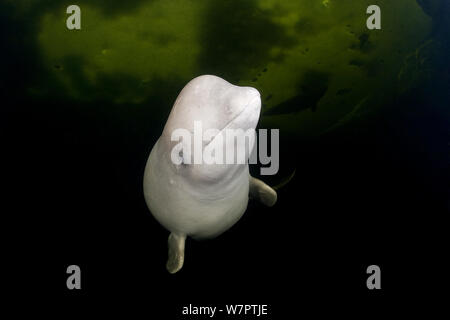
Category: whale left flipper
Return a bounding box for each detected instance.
[166,233,186,274]
[249,176,277,207]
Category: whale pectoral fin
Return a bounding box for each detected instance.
[166,233,186,274]
[249,176,277,207]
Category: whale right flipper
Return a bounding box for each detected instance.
[249,176,277,207]
[166,233,186,274]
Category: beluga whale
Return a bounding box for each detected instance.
[143,75,277,273]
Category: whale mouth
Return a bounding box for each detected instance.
[203,94,261,149]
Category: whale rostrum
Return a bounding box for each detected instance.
[143,75,277,273]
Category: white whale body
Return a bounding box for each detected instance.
[143,75,277,273]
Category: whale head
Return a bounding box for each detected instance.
[160,75,261,185]
[143,76,278,273]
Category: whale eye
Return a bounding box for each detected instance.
[179,150,185,165]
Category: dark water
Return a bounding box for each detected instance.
[2,0,448,316]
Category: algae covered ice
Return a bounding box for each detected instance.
[33,0,435,136]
